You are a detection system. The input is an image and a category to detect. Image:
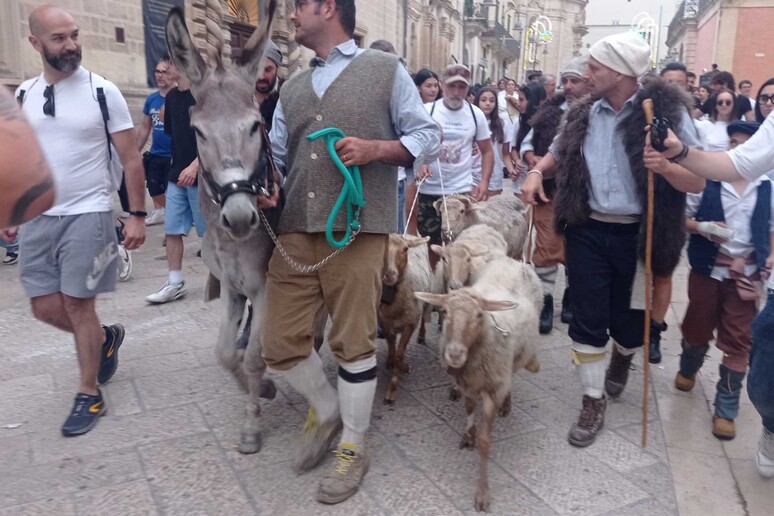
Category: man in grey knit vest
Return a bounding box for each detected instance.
[264,0,440,504]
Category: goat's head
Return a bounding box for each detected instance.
[415,290,517,369]
[431,242,488,291]
[383,234,429,287]
[165,0,277,240]
[434,196,478,243]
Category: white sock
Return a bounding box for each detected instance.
[281,350,338,422]
[576,356,607,399]
[338,355,377,448]
[535,265,558,296]
[168,270,184,285]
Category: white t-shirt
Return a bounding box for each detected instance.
[16,67,134,216]
[694,119,730,152]
[472,113,514,191]
[421,100,490,196]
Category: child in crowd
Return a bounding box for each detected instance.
[471,86,516,196]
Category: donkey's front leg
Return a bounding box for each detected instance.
[216,287,248,391]
[239,296,272,454]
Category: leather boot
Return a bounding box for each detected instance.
[560,287,573,324]
[605,346,635,398]
[674,341,709,392]
[568,395,607,447]
[648,320,667,364]
[539,294,553,334]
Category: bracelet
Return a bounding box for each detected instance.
[129,210,147,218]
[668,144,690,164]
[527,169,543,180]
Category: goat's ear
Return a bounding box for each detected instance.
[432,198,443,214]
[407,236,430,248]
[165,7,207,87]
[429,244,444,256]
[415,292,446,307]
[463,243,488,257]
[235,0,277,85]
[460,196,478,211]
[478,297,518,312]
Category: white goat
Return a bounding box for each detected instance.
[431,224,508,291]
[415,256,541,512]
[378,234,432,404]
[434,195,528,258]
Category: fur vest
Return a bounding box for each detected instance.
[553,79,694,276]
[529,93,566,199]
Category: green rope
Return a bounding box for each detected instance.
[307,128,366,248]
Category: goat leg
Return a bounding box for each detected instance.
[474,392,496,512]
[460,395,477,449]
[396,322,415,374]
[498,392,512,418]
[385,331,397,370]
[449,384,462,402]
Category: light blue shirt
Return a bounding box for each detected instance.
[551,93,701,216]
[269,40,440,174]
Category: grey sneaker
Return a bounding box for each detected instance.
[146,281,186,304]
[294,407,342,474]
[316,443,369,504]
[757,427,774,478]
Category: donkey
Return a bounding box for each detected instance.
[165,0,278,454]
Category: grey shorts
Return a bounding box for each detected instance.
[20,212,118,299]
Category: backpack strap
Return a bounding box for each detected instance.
[16,90,26,107]
[96,84,113,160]
[467,101,478,134]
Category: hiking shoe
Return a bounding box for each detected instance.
[568,395,607,447]
[756,427,774,478]
[98,323,125,384]
[605,347,635,398]
[145,208,166,226]
[294,407,342,474]
[61,390,107,436]
[674,371,697,392]
[146,281,186,304]
[539,294,553,334]
[317,443,370,504]
[2,251,19,265]
[117,245,132,282]
[712,415,736,440]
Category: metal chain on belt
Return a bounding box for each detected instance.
[258,209,357,274]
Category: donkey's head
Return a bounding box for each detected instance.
[165,0,276,240]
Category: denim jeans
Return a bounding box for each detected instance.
[397,179,406,234]
[749,291,774,432]
[0,235,19,253]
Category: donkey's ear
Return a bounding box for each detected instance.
[165,7,207,86]
[235,0,277,84]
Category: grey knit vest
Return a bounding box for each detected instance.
[278,49,399,235]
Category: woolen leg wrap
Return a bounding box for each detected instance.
[614,341,637,357]
[571,344,607,399]
[338,356,377,447]
[282,350,338,422]
[535,265,559,296]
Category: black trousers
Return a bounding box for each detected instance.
[565,219,645,349]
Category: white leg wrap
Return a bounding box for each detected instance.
[570,345,607,399]
[338,356,377,447]
[534,265,559,296]
[614,341,637,356]
[281,350,338,422]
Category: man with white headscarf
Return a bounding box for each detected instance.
[521,32,705,447]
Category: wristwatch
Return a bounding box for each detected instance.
[129,211,147,218]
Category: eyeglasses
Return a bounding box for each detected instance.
[43,84,55,117]
[758,94,774,105]
[716,99,733,107]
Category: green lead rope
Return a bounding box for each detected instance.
[307,128,366,248]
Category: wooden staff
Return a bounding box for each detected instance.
[641,98,656,447]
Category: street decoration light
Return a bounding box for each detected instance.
[524,15,552,78]
[630,12,659,70]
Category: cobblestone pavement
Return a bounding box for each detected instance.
[0,220,770,515]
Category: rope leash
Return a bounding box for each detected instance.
[436,158,453,244]
[403,175,427,237]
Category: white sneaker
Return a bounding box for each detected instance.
[756,427,774,478]
[145,208,166,226]
[146,281,186,304]
[117,245,132,281]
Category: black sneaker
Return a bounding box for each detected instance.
[61,391,106,436]
[2,251,18,265]
[98,324,125,384]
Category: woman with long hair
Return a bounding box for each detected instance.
[696,88,738,151]
[754,78,774,123]
[413,69,440,103]
[471,86,515,196]
[510,82,546,191]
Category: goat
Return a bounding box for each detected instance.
[416,256,541,512]
[378,234,432,404]
[434,195,528,258]
[431,224,507,291]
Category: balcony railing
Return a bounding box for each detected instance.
[480,21,520,60]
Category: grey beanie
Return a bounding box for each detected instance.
[264,40,282,65]
[561,55,587,79]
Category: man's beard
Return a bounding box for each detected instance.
[255,77,276,94]
[44,46,82,73]
[445,96,464,110]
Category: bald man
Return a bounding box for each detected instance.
[14,5,146,436]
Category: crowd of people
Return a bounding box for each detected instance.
[1,0,773,509]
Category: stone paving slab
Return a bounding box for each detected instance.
[0,219,770,514]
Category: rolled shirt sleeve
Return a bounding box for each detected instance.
[268,100,287,176]
[519,128,534,160]
[389,63,441,163]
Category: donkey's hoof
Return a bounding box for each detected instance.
[259,379,277,400]
[238,432,262,454]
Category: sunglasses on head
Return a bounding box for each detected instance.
[43,84,55,117]
[758,94,774,105]
[446,66,471,79]
[716,99,733,107]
